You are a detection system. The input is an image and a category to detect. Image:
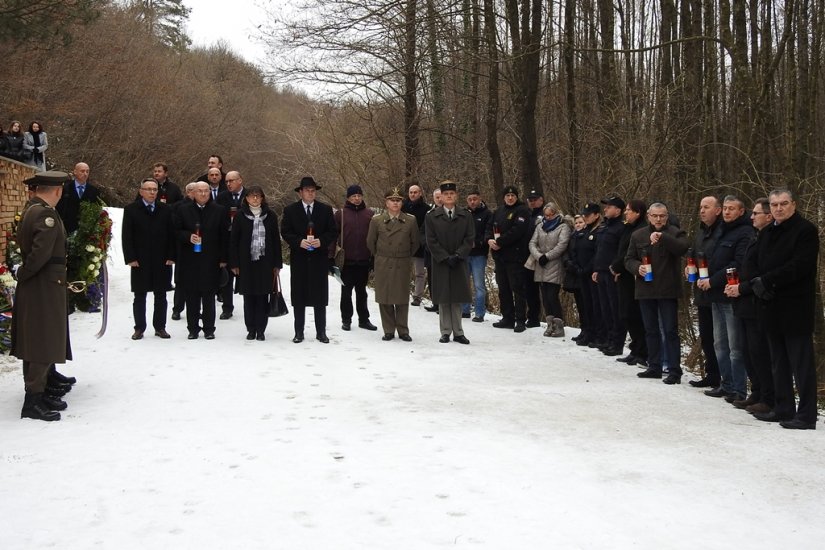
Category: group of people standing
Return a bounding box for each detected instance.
[0,120,48,170]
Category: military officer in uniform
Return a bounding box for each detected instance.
[367,187,420,341]
[11,171,73,421]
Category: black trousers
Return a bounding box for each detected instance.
[243,294,269,334]
[539,282,563,319]
[740,316,774,406]
[133,291,168,332]
[617,274,647,359]
[524,269,542,323]
[185,289,216,334]
[767,330,817,423]
[494,259,526,323]
[173,287,185,315]
[340,263,371,323]
[596,271,625,348]
[294,306,326,336]
[220,271,235,314]
[580,274,605,342]
[697,305,719,380]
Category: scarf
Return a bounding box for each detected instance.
[245,207,267,261]
[541,215,562,233]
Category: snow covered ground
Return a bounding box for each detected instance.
[1,208,823,549]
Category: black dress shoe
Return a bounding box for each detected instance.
[601,346,622,357]
[411,297,422,306]
[492,320,514,329]
[525,320,541,328]
[753,411,792,423]
[461,312,471,319]
[382,333,395,341]
[247,332,256,340]
[439,334,450,343]
[131,330,144,340]
[472,316,484,323]
[219,311,233,320]
[293,333,304,343]
[316,333,330,343]
[342,322,351,331]
[188,332,199,340]
[41,393,68,411]
[513,322,526,333]
[703,386,731,398]
[204,332,215,340]
[453,335,470,345]
[256,333,265,341]
[637,368,663,379]
[780,418,817,430]
[171,311,181,321]
[662,373,682,385]
[425,305,439,312]
[616,355,636,363]
[399,334,412,342]
[688,376,720,388]
[358,321,378,331]
[154,329,171,339]
[635,358,648,367]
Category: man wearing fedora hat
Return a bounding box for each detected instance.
[281,176,338,343]
[11,171,73,421]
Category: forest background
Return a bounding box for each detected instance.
[1,0,823,386]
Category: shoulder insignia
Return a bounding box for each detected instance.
[45,217,56,228]
[507,213,513,220]
[517,217,526,223]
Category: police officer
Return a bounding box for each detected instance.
[11,171,73,421]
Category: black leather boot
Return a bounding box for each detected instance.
[21,393,61,421]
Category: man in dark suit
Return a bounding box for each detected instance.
[215,170,247,319]
[56,162,101,234]
[281,176,338,343]
[152,162,183,205]
[197,155,227,195]
[171,182,197,320]
[122,178,176,340]
[175,182,229,339]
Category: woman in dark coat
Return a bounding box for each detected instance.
[230,186,283,340]
[2,120,25,161]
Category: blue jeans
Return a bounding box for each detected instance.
[462,255,487,318]
[639,299,680,375]
[711,302,747,396]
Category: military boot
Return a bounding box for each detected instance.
[21,393,61,421]
[42,393,68,411]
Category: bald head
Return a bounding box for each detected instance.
[73,162,90,184]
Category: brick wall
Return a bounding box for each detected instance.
[0,158,36,264]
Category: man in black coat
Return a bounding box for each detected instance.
[570,202,604,346]
[56,162,101,234]
[152,162,183,205]
[402,184,430,306]
[196,154,227,194]
[171,182,197,320]
[485,185,532,332]
[593,196,627,355]
[746,189,819,429]
[524,189,546,327]
[175,182,229,339]
[215,170,248,319]
[281,176,338,343]
[122,178,176,340]
[462,188,492,321]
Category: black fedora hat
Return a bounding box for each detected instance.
[294,176,321,192]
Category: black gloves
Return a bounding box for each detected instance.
[445,255,462,268]
[750,277,775,300]
[538,255,549,267]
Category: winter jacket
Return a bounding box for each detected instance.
[625,222,690,300]
[485,201,532,264]
[702,214,754,302]
[402,197,430,257]
[528,218,572,284]
[691,218,722,306]
[467,202,492,256]
[592,215,625,272]
[334,200,374,264]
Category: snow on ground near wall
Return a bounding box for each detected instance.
[1,207,823,549]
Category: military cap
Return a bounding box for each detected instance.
[294,176,321,192]
[526,189,543,199]
[600,196,626,210]
[384,187,404,200]
[439,180,457,193]
[580,202,601,215]
[502,185,520,197]
[23,171,70,187]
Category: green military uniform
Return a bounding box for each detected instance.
[10,171,71,421]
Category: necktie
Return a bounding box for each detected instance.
[306,204,312,219]
[233,193,239,204]
[212,188,217,200]
[148,203,154,213]
[77,185,85,198]
[447,209,453,219]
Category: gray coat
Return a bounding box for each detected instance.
[528,220,572,284]
[425,206,474,304]
[11,198,71,364]
[22,131,48,171]
[366,212,419,304]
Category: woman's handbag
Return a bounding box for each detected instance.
[268,275,289,317]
